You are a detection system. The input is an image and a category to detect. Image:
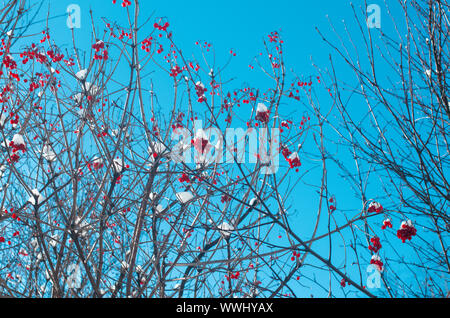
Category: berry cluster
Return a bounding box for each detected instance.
[9,134,26,153]
[154,22,170,32]
[170,65,182,77]
[141,37,153,52]
[280,146,301,172]
[10,113,19,126]
[368,201,383,213]
[7,134,26,163]
[290,251,301,261]
[397,220,417,243]
[92,40,108,60]
[368,236,382,253]
[121,0,131,7]
[225,271,240,281]
[281,147,292,160]
[287,152,301,169]
[112,0,131,7]
[182,228,193,238]
[255,103,270,123]
[46,50,64,63]
[221,195,231,204]
[178,173,190,183]
[370,254,384,271]
[2,55,17,70]
[268,31,280,43]
[87,157,104,171]
[329,197,337,212]
[20,47,48,64]
[29,82,39,92]
[195,82,207,103]
[381,219,392,230]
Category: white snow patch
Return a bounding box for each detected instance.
[0,114,6,127]
[113,158,124,173]
[148,141,167,155]
[49,234,59,247]
[176,191,194,204]
[28,189,45,205]
[288,152,299,161]
[76,69,87,80]
[219,222,234,239]
[85,82,99,95]
[256,102,268,112]
[42,144,57,162]
[155,204,164,214]
[12,134,25,146]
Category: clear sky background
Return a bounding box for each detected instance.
[21,0,431,297]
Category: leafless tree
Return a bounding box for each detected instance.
[0,0,446,299]
[315,0,449,297]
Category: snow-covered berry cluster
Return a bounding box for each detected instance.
[92,40,108,60]
[368,201,383,213]
[287,152,301,169]
[9,134,26,152]
[397,220,417,243]
[195,82,207,103]
[281,146,301,172]
[87,157,104,171]
[370,254,384,272]
[255,103,270,123]
[381,218,392,230]
[8,134,26,163]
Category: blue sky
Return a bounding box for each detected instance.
[45,0,385,76]
[16,0,435,297]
